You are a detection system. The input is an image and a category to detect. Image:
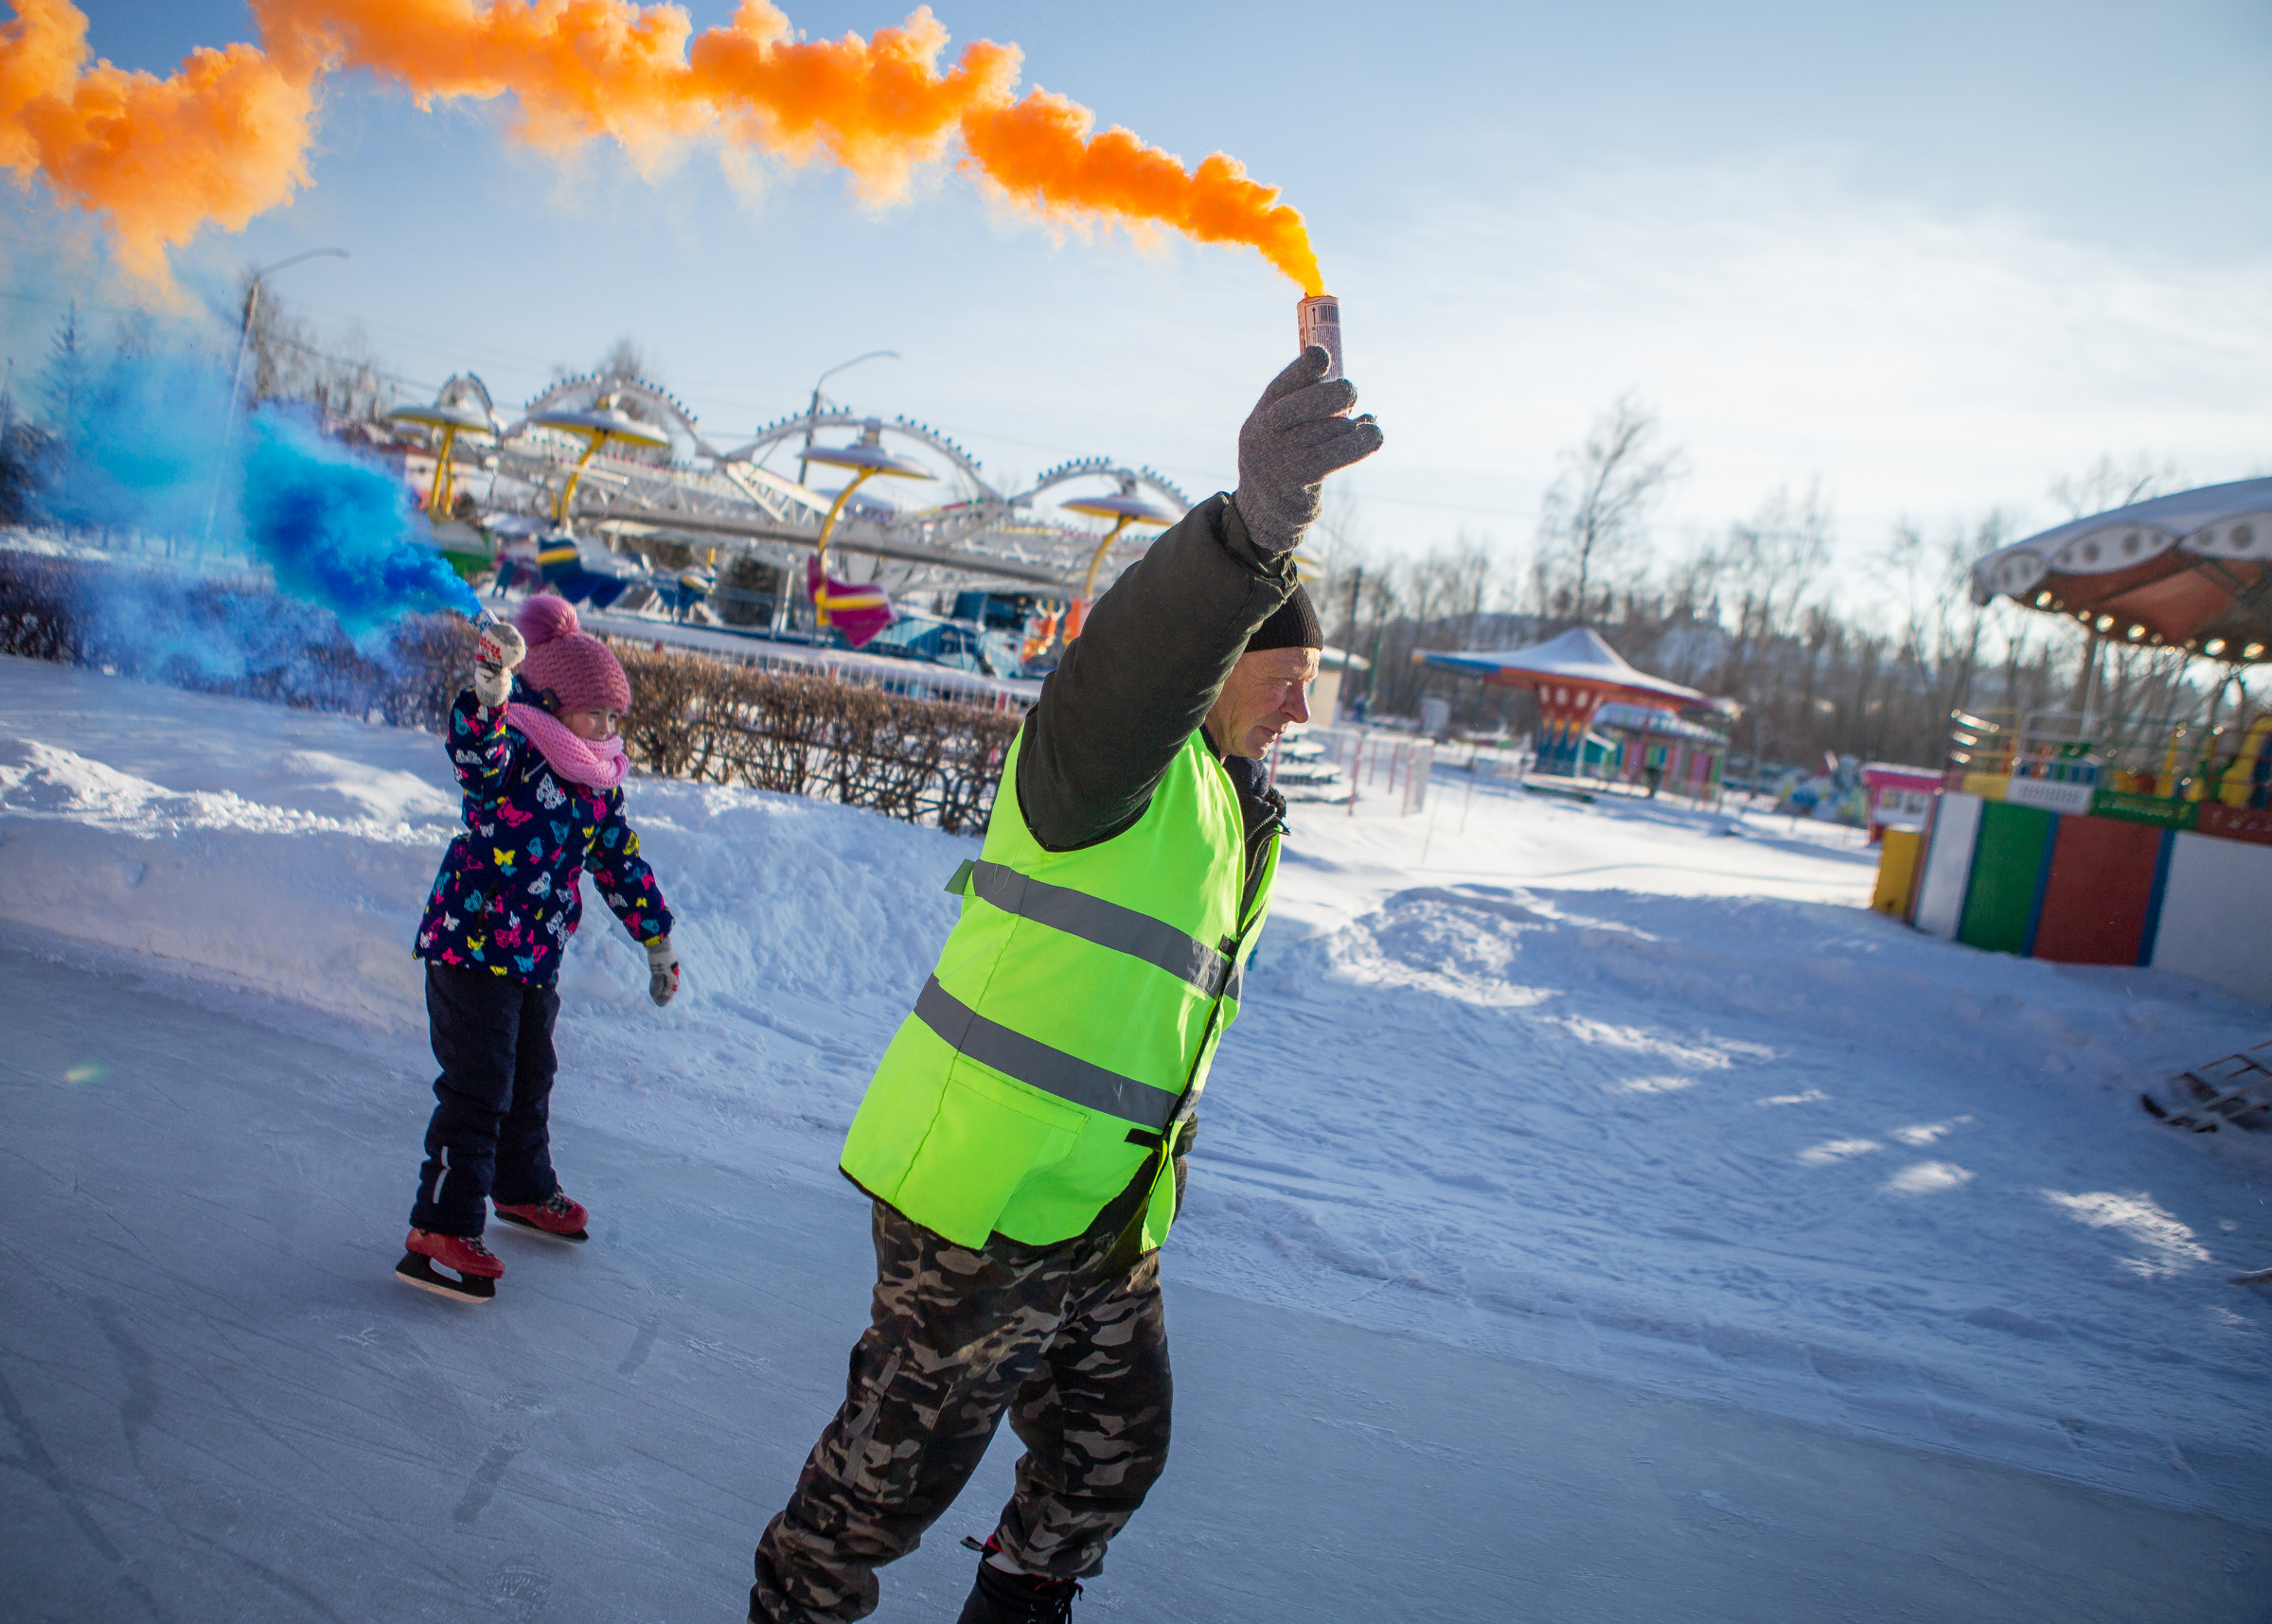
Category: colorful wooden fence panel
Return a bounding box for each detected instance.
[1870,828,1923,917]
[2150,832,2272,1004]
[1912,791,1982,939]
[1958,801,2057,955]
[2031,816,2169,966]
[1883,778,2272,1005]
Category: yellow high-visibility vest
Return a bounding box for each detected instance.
[841,726,1281,1248]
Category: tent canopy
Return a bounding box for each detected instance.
[1970,477,2272,660]
[1414,627,1706,708]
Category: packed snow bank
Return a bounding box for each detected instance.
[2,653,2266,1522]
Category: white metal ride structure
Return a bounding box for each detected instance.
[466,371,1191,606]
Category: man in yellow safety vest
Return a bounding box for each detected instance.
[750,344,1382,1624]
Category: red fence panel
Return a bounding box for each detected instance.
[2032,815,2168,966]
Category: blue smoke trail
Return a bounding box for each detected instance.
[35,344,479,635]
[239,402,479,633]
[41,347,231,541]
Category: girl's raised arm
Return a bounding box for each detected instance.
[445,687,519,800]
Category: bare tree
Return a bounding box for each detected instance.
[2048,452,2183,521]
[1307,484,1372,650]
[597,336,660,384]
[1535,393,1685,624]
[301,322,393,421]
[236,277,402,421]
[1305,483,2127,771]
[238,271,308,403]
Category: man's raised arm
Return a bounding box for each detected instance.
[1019,347,1384,850]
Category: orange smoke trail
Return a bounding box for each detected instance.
[961,89,1322,294]
[1,0,1325,293]
[0,0,314,285]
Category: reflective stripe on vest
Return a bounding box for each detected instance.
[967,860,1234,998]
[912,975,1178,1131]
[841,726,1275,1248]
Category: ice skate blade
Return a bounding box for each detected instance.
[395,1251,496,1301]
[494,1209,588,1243]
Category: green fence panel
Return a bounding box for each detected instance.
[1958,800,2057,955]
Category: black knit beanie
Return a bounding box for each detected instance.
[1247,583,1322,652]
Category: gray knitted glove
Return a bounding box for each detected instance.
[1232,344,1383,556]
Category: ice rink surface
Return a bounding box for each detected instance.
[4,653,2271,1619]
[6,950,2268,1624]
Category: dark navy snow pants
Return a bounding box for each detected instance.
[410,962,562,1236]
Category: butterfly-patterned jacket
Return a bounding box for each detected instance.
[414,683,673,987]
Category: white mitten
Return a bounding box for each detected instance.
[471,622,525,709]
[646,936,680,1008]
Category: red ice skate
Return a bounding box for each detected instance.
[493,1190,590,1243]
[395,1228,505,1301]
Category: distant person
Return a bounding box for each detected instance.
[394,594,682,1302]
[748,346,1382,1624]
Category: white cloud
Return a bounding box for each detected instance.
[1334,155,2272,561]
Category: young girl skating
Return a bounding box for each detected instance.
[396,594,680,1301]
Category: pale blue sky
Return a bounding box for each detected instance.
[8,0,2270,579]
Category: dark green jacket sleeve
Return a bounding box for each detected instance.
[1016,492,1296,852]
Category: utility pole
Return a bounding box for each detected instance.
[201,248,347,548]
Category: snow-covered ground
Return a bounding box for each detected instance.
[4,652,2270,1619]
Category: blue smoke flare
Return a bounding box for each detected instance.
[40,348,231,541]
[239,403,480,633]
[35,344,478,633]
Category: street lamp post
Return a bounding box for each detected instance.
[797,349,898,486]
[202,247,348,547]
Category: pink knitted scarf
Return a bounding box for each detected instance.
[506,702,630,790]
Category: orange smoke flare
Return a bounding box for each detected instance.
[961,88,1322,294]
[0,0,313,285]
[1,0,1326,293]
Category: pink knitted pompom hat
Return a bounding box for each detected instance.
[514,595,631,715]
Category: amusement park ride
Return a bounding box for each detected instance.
[382,368,1191,680]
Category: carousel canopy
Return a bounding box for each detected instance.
[803,440,932,480]
[1969,477,2272,661]
[530,405,672,450]
[1061,491,1176,523]
[1592,701,1727,742]
[388,402,493,434]
[1414,627,1707,709]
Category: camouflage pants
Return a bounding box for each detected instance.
[749,1199,1173,1624]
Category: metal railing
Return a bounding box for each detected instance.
[587,609,1038,712]
[1945,705,2254,798]
[1295,725,1435,814]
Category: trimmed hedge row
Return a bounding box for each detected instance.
[615,646,1019,835]
[0,549,474,730]
[0,550,1018,832]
